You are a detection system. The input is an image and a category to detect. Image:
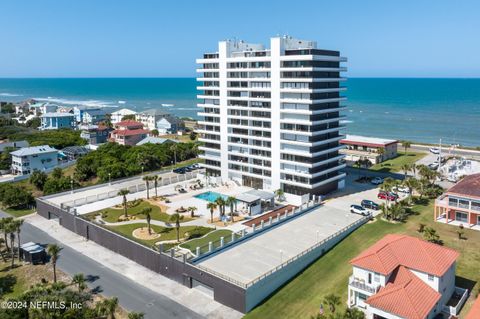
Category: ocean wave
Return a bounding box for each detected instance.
[340,120,354,124]
[175,107,197,110]
[34,97,117,108]
[118,100,126,104]
[0,93,23,97]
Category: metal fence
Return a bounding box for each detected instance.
[60,171,198,209]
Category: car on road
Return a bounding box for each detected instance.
[428,162,439,170]
[393,186,410,194]
[378,191,398,201]
[173,167,186,174]
[429,147,440,154]
[361,199,380,210]
[371,177,384,185]
[191,163,200,169]
[350,205,370,216]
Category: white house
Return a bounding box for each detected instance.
[135,109,171,130]
[348,234,467,319]
[110,108,137,124]
[156,116,184,134]
[10,145,59,175]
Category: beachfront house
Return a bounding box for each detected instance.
[434,173,480,231]
[109,120,149,146]
[110,108,137,124]
[80,124,111,145]
[340,135,398,165]
[10,145,59,175]
[135,109,173,130]
[40,112,76,130]
[156,116,185,134]
[82,109,106,125]
[348,234,467,319]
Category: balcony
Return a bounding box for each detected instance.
[349,276,379,294]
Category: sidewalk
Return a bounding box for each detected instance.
[26,214,243,319]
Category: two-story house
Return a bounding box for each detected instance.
[434,173,480,231]
[10,145,59,175]
[135,109,172,130]
[79,124,111,145]
[156,116,185,134]
[109,120,149,146]
[40,112,76,130]
[110,108,137,124]
[348,234,466,319]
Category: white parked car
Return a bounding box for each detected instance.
[371,177,384,185]
[429,147,440,154]
[393,186,410,194]
[350,205,370,216]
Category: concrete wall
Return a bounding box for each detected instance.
[245,216,368,312]
[36,199,247,313]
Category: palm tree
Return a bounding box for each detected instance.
[128,312,144,319]
[105,297,119,319]
[170,143,178,165]
[0,238,7,262]
[117,189,130,218]
[410,163,417,177]
[215,197,226,217]
[8,228,15,269]
[226,196,237,222]
[207,202,217,224]
[275,189,284,201]
[345,307,366,319]
[402,140,411,155]
[377,147,385,162]
[72,273,87,292]
[187,206,197,218]
[153,175,161,198]
[169,213,184,242]
[143,175,154,199]
[403,177,418,204]
[0,217,13,251]
[13,219,23,262]
[47,244,63,283]
[401,164,410,179]
[141,207,153,235]
[323,293,341,313]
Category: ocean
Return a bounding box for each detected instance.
[0,78,479,147]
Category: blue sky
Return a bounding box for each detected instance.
[0,0,479,78]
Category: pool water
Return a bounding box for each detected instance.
[195,191,229,203]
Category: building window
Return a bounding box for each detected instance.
[455,211,468,223]
[368,273,372,284]
[428,274,434,281]
[374,273,380,282]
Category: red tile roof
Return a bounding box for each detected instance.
[446,173,480,199]
[350,234,459,276]
[112,129,149,136]
[466,295,480,319]
[115,120,143,127]
[366,266,441,319]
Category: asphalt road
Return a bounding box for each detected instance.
[0,211,203,319]
[410,144,480,160]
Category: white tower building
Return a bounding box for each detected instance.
[196,36,347,196]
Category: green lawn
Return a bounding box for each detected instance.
[245,198,480,319]
[180,229,235,254]
[105,223,213,248]
[2,207,35,218]
[369,151,426,173]
[85,200,193,223]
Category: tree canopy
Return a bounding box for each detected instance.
[74,141,198,182]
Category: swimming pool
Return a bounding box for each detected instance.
[195,191,229,203]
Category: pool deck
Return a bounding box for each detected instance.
[195,204,364,285]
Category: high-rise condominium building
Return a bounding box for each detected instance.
[196,36,347,196]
